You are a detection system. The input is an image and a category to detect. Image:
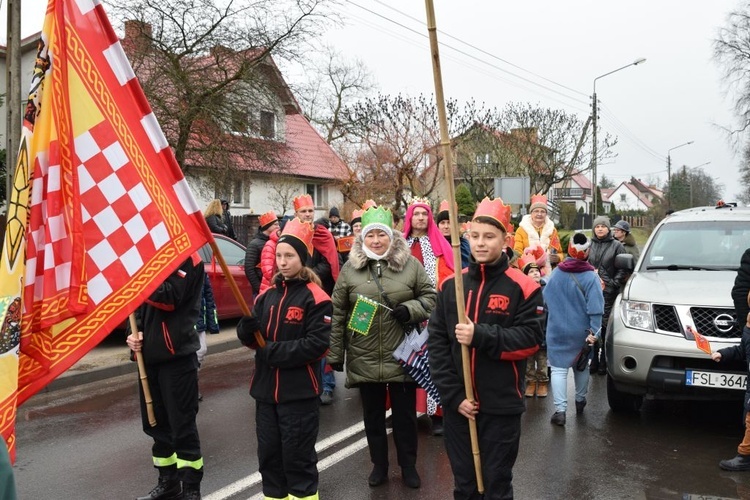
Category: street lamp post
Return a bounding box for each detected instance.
[682,161,710,208]
[666,141,694,210]
[591,57,646,218]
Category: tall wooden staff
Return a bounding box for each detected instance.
[128,313,156,427]
[129,237,265,427]
[424,0,484,492]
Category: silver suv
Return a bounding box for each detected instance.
[606,204,748,412]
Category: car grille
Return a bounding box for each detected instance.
[653,304,680,333]
[690,307,740,339]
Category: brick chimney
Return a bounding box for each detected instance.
[123,20,152,55]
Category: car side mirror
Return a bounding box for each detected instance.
[615,253,634,272]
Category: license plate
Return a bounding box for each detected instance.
[685,370,747,390]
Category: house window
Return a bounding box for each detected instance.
[232,180,243,205]
[306,183,327,208]
[260,111,275,139]
[620,194,626,202]
[475,153,490,165]
[231,110,249,134]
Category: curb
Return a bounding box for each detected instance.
[40,337,244,394]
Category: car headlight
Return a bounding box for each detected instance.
[620,300,653,331]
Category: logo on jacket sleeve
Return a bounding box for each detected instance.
[285,306,305,323]
[486,294,510,315]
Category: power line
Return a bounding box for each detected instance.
[345,0,590,110]
[371,0,589,99]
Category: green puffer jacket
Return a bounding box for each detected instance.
[328,233,437,387]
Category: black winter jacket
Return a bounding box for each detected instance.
[242,275,332,404]
[717,325,750,410]
[428,254,544,415]
[245,231,270,294]
[732,248,750,328]
[132,254,204,365]
[206,214,227,235]
[588,231,627,297]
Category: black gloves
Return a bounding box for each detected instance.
[330,362,344,372]
[237,315,261,347]
[255,345,270,363]
[391,305,410,324]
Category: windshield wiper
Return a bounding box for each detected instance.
[646,265,720,271]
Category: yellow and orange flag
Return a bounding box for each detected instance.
[0,0,212,460]
[686,326,712,355]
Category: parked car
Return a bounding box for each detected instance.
[606,204,749,412]
[199,234,254,320]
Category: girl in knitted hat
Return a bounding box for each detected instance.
[236,217,332,500]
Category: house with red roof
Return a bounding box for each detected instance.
[120,21,349,221]
[603,177,664,212]
[552,171,597,214]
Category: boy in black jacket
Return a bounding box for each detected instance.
[429,197,544,500]
[127,253,205,500]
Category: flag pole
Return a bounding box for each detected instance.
[208,240,265,348]
[424,0,484,492]
[128,314,156,427]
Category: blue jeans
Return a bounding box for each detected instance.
[321,359,335,393]
[550,365,590,413]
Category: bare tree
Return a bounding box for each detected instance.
[714,6,750,202]
[715,5,750,142]
[342,94,485,210]
[295,46,376,145]
[108,0,335,180]
[491,102,617,195]
[266,176,302,215]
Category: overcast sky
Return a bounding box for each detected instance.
[5,0,744,201]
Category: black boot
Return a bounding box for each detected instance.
[402,466,421,489]
[181,482,202,500]
[368,464,388,487]
[136,476,181,500]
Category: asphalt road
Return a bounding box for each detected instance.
[12,345,750,500]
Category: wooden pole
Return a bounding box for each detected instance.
[424,0,483,492]
[128,314,156,427]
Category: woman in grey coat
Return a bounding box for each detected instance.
[328,206,436,489]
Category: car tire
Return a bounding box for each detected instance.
[606,374,643,413]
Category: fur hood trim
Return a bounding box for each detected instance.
[348,231,411,273]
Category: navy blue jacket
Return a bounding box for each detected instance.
[132,254,204,365]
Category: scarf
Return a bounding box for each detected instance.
[519,214,556,250]
[557,257,595,273]
[402,202,455,272]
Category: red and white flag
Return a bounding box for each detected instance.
[0,0,212,461]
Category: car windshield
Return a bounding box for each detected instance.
[641,220,749,271]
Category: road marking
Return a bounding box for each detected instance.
[204,412,391,500]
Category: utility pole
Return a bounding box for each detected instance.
[591,91,598,218]
[666,141,694,212]
[5,0,22,206]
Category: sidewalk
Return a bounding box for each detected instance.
[44,324,242,393]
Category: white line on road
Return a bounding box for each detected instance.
[205,412,391,500]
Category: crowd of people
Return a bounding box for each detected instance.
[125,193,649,500]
